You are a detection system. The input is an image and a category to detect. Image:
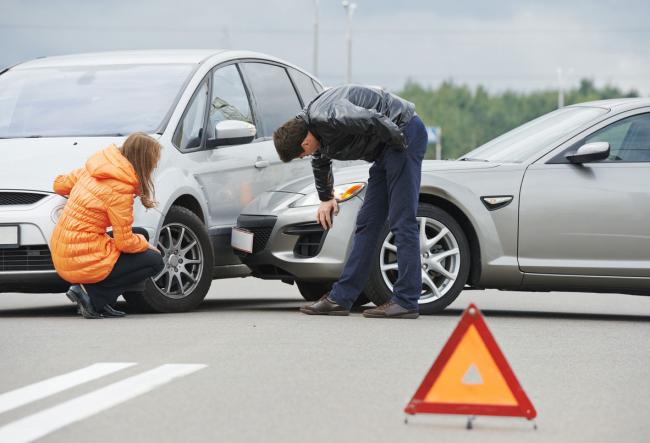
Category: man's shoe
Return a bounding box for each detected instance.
[101,305,126,317]
[363,301,419,319]
[66,285,102,319]
[300,294,350,316]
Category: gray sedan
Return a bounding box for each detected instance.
[233,98,650,314]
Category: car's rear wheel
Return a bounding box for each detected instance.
[124,206,213,313]
[296,281,370,306]
[364,203,470,314]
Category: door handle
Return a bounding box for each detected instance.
[254,160,269,169]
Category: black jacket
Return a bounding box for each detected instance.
[297,85,415,201]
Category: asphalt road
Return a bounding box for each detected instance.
[0,279,649,443]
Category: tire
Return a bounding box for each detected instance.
[296,281,370,307]
[364,203,471,315]
[124,206,214,313]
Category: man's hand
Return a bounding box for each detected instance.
[316,199,339,230]
[148,244,161,254]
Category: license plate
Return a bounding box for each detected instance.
[0,225,19,249]
[231,227,254,254]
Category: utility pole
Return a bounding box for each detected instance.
[342,1,357,84]
[557,67,564,108]
[557,67,574,108]
[313,0,319,76]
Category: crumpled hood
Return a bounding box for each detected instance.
[272,160,500,195]
[85,145,139,193]
[420,159,500,172]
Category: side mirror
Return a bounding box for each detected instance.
[210,120,256,147]
[565,142,610,164]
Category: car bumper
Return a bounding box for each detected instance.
[235,193,363,282]
[0,192,69,292]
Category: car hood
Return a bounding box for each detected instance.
[272,159,500,195]
[0,136,149,191]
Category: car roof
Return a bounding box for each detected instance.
[569,97,650,112]
[12,50,224,69]
[10,50,316,77]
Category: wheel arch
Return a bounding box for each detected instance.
[171,194,205,223]
[418,193,482,286]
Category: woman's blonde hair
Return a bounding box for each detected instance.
[120,132,161,209]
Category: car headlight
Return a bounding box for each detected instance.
[291,182,366,207]
[51,204,65,223]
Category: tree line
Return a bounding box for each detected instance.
[396,79,639,159]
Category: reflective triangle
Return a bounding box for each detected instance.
[405,304,537,420]
[424,325,517,405]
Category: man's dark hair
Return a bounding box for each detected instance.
[273,117,308,162]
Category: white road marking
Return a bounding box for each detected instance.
[0,363,136,415]
[0,363,207,443]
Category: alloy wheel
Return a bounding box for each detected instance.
[154,223,204,299]
[379,217,461,304]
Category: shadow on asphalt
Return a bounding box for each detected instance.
[199,299,650,322]
[443,308,650,323]
[0,298,649,322]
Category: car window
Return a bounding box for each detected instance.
[173,79,208,151]
[463,106,607,163]
[312,78,324,93]
[240,63,302,138]
[206,64,253,143]
[584,113,650,162]
[288,68,320,106]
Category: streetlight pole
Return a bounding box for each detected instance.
[342,1,357,84]
[313,0,319,76]
[557,67,564,108]
[557,67,574,109]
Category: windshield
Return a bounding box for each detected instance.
[0,64,194,138]
[461,106,608,163]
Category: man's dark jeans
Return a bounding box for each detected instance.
[329,115,428,311]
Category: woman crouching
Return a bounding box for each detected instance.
[51,132,165,318]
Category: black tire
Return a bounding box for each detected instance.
[364,203,471,315]
[124,206,213,313]
[296,281,370,307]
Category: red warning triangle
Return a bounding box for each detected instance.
[405,303,536,419]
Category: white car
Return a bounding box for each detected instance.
[0,49,323,312]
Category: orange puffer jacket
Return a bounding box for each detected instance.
[50,145,149,284]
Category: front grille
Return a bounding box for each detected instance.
[236,215,277,253]
[0,192,48,206]
[0,245,55,271]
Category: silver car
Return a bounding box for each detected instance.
[0,49,323,312]
[234,98,650,313]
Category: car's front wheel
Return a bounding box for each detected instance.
[364,203,470,314]
[124,206,213,313]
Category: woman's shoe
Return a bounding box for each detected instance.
[101,305,126,317]
[66,286,102,319]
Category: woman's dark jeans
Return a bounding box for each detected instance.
[73,228,164,310]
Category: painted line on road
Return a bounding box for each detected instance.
[0,363,207,443]
[0,363,136,415]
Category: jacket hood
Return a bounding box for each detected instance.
[86,145,140,193]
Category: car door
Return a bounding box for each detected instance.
[518,109,650,277]
[191,63,264,229]
[239,61,313,189]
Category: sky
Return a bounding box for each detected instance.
[1,0,648,95]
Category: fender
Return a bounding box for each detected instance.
[133,165,209,242]
[419,165,525,288]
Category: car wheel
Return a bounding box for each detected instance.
[124,206,214,313]
[296,281,370,306]
[364,203,470,314]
